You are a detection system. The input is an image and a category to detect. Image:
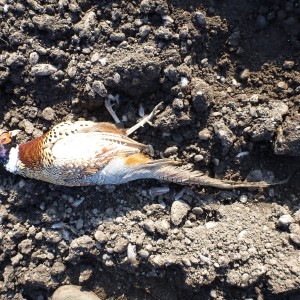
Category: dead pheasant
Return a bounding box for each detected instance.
[0,103,287,188]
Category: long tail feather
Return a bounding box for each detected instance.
[153,165,288,189]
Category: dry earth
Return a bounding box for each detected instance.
[1,0,300,299]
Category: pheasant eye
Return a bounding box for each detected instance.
[0,132,11,145]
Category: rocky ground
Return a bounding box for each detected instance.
[1,0,300,299]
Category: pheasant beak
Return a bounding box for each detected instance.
[0,132,12,145]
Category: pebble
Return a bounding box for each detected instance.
[92,80,107,97]
[32,64,58,76]
[6,54,26,68]
[172,98,184,110]
[91,52,100,63]
[170,200,190,226]
[246,169,263,182]
[198,128,211,140]
[143,219,155,233]
[139,249,150,259]
[67,66,77,78]
[293,209,300,223]
[52,285,100,300]
[164,146,178,157]
[42,107,55,121]
[20,120,34,134]
[75,219,84,230]
[289,224,300,246]
[29,52,39,65]
[278,214,294,229]
[70,235,95,255]
[11,253,23,266]
[239,194,248,204]
[18,239,33,255]
[193,11,206,28]
[139,25,151,38]
[283,60,294,70]
[210,289,217,298]
[239,69,250,80]
[94,230,109,243]
[277,81,288,90]
[127,243,138,265]
[155,219,170,235]
[182,257,191,267]
[192,207,204,215]
[110,32,126,42]
[194,154,204,162]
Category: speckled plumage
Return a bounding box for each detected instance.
[0,117,288,189]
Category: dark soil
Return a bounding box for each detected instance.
[1,0,300,299]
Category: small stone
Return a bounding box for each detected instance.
[6,54,26,68]
[283,60,294,70]
[20,120,34,134]
[67,66,77,78]
[164,146,178,157]
[143,219,155,233]
[91,52,100,63]
[198,128,211,142]
[75,218,84,230]
[32,64,57,76]
[192,207,203,215]
[239,69,250,80]
[113,73,121,84]
[110,32,126,42]
[92,80,107,97]
[155,219,170,235]
[214,121,235,155]
[193,11,206,28]
[94,230,109,243]
[246,169,263,182]
[113,237,128,253]
[52,285,100,300]
[172,98,184,110]
[277,81,288,90]
[171,200,190,226]
[11,253,23,266]
[79,267,93,284]
[293,209,300,223]
[239,194,248,203]
[139,25,151,38]
[25,264,55,289]
[51,262,66,276]
[182,257,191,267]
[29,52,39,65]
[42,107,55,121]
[289,224,300,245]
[70,235,95,255]
[210,290,217,299]
[194,154,204,162]
[139,249,150,259]
[278,214,294,229]
[18,239,33,255]
[212,158,219,166]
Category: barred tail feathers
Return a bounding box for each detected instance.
[152,164,287,189]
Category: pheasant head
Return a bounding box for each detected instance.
[0,130,13,164]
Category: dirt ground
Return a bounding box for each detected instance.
[1,0,300,299]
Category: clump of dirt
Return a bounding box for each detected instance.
[1,0,300,299]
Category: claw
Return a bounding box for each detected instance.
[105,96,121,124]
[126,102,163,136]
